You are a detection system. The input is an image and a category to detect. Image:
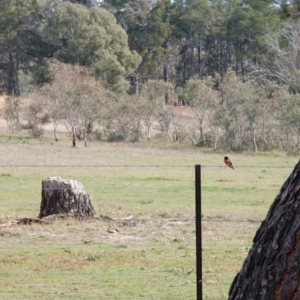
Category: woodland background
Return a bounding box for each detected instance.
[2,0,300,153]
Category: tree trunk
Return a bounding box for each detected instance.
[197,44,201,76]
[228,159,300,300]
[39,177,96,219]
[72,134,76,147]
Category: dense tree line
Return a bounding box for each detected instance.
[2,0,300,153]
[0,0,286,94]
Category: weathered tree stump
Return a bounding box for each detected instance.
[228,159,300,300]
[39,177,96,219]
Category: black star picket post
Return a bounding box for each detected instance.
[195,165,202,300]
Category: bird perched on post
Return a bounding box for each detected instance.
[224,156,234,170]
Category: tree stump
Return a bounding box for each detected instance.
[39,177,96,219]
[228,159,300,300]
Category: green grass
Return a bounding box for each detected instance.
[0,243,196,299]
[0,134,298,299]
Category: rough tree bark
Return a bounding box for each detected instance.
[39,177,95,219]
[228,159,300,300]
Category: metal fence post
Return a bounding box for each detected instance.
[195,165,202,300]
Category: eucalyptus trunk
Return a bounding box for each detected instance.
[229,159,300,299]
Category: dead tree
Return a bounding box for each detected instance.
[39,177,95,219]
[229,159,300,300]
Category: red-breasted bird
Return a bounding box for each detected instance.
[224,156,234,170]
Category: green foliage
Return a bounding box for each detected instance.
[0,0,42,94]
[0,0,289,95]
[174,69,300,153]
[90,129,105,141]
[43,3,141,93]
[272,86,300,154]
[0,0,299,154]
[32,58,61,85]
[215,70,261,151]
[177,76,219,146]
[128,0,175,80]
[101,94,144,142]
[225,0,281,64]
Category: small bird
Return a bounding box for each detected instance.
[224,156,234,170]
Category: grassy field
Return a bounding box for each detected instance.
[0,131,298,299]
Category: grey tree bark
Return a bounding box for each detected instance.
[39,177,95,219]
[229,159,300,300]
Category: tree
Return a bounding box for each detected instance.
[43,2,141,93]
[272,85,300,154]
[22,90,49,138]
[101,0,150,30]
[225,0,281,74]
[252,19,300,93]
[177,76,219,146]
[124,0,177,86]
[93,80,175,142]
[215,70,263,151]
[100,93,145,142]
[229,158,300,299]
[165,0,281,85]
[4,96,21,133]
[0,0,41,95]
[34,63,107,145]
[267,0,300,18]
[139,80,174,140]
[172,0,216,84]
